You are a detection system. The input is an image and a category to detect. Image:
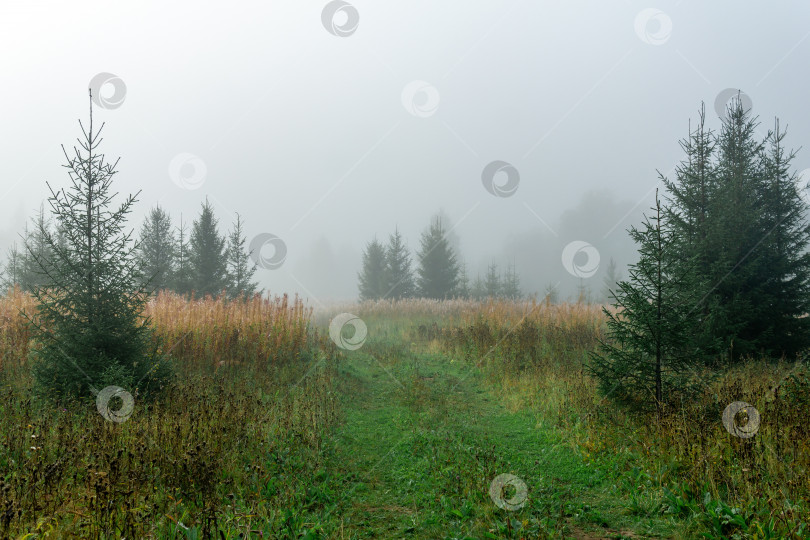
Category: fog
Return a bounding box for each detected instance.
[2,1,809,303]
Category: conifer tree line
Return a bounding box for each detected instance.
[590,97,810,417]
[2,198,259,300]
[358,215,523,300]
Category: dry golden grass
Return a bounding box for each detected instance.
[0,288,313,371]
[0,287,34,370]
[313,296,609,325]
[147,290,312,369]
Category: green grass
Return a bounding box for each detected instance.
[7,306,793,538]
[316,328,684,539]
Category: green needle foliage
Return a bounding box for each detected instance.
[416,216,460,299]
[358,237,387,301]
[484,262,502,298]
[601,257,621,303]
[384,227,415,299]
[225,212,259,299]
[0,242,24,291]
[662,103,723,364]
[704,98,771,360]
[27,93,172,403]
[137,204,175,294]
[502,262,522,300]
[454,262,471,298]
[589,191,708,418]
[1,206,56,292]
[172,216,194,296]
[190,199,229,298]
[664,98,810,362]
[751,118,810,357]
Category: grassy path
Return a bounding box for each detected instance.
[319,337,679,539]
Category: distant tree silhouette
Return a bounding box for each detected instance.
[384,228,414,299]
[484,262,501,298]
[454,262,472,298]
[4,206,57,292]
[502,262,522,300]
[471,274,486,300]
[173,216,194,296]
[189,199,228,298]
[543,282,559,304]
[138,205,175,294]
[416,216,459,299]
[0,243,23,292]
[225,213,259,299]
[358,237,387,301]
[601,257,621,303]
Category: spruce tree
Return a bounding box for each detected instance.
[484,262,501,298]
[455,262,472,298]
[543,283,559,304]
[502,263,522,300]
[225,213,259,299]
[358,237,387,301]
[173,217,194,296]
[662,105,719,358]
[13,206,56,292]
[663,104,716,269]
[753,118,810,356]
[416,216,460,299]
[384,228,415,299]
[588,191,708,418]
[471,274,486,300]
[138,205,175,294]
[1,243,23,292]
[660,98,810,361]
[189,199,228,298]
[28,94,172,402]
[575,279,592,304]
[602,257,621,303]
[704,98,770,360]
[13,224,37,291]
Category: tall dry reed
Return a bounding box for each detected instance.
[0,288,313,371]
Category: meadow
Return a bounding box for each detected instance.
[0,290,808,538]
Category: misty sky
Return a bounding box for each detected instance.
[2,1,809,303]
